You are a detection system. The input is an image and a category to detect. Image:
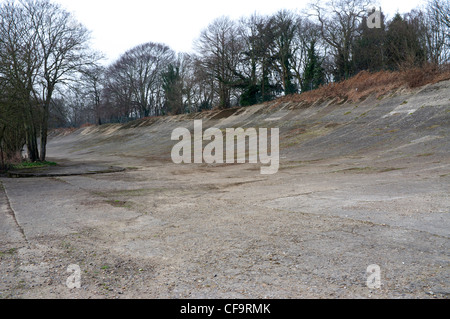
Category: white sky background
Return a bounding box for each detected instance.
[51,0,428,65]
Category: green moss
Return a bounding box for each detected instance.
[359,112,368,118]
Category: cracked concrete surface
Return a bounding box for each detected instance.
[0,80,449,299]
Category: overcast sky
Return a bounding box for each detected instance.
[51,0,427,64]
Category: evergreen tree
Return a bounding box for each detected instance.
[385,13,427,69]
[353,9,387,73]
[162,64,183,115]
[302,40,326,92]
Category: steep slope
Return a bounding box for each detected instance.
[47,78,450,170]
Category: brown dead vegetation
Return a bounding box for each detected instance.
[279,64,450,105]
[48,127,78,137]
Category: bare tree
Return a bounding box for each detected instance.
[272,10,299,95]
[0,0,99,162]
[22,0,99,161]
[104,42,175,119]
[81,65,105,125]
[176,53,201,113]
[234,13,280,105]
[291,17,325,88]
[310,0,370,81]
[424,0,450,64]
[0,1,41,161]
[103,58,135,122]
[190,54,217,111]
[429,0,449,30]
[195,16,243,109]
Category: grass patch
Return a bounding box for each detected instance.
[336,167,374,173]
[105,199,131,208]
[111,188,165,196]
[0,248,17,257]
[94,188,166,198]
[417,153,434,157]
[378,167,405,173]
[12,161,57,170]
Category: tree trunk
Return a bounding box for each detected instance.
[39,94,51,162]
[0,127,5,169]
[39,122,47,162]
[25,124,39,162]
[23,101,39,162]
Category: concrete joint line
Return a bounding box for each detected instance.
[0,181,30,245]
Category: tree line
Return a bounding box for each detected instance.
[1,0,449,166]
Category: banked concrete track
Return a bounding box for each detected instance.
[0,80,448,299]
